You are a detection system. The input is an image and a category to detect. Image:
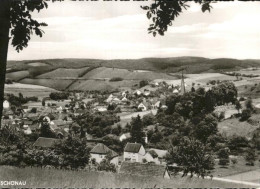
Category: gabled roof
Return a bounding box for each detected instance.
[124,143,142,153]
[90,143,118,158]
[33,137,60,148]
[119,162,169,178]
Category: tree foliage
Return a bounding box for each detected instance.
[168,137,214,178]
[130,115,145,145]
[10,0,48,52]
[141,0,212,36]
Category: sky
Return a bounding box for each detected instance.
[7,1,260,60]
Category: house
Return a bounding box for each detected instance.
[106,94,114,103]
[124,143,145,162]
[119,162,170,179]
[161,105,168,110]
[56,106,63,112]
[121,97,128,102]
[23,120,33,127]
[173,89,179,94]
[134,90,142,96]
[153,101,161,109]
[96,106,107,112]
[138,103,147,111]
[122,91,127,97]
[23,125,32,135]
[3,100,10,109]
[143,90,150,96]
[111,97,121,104]
[119,133,131,142]
[90,143,119,165]
[33,137,60,148]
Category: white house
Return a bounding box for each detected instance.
[106,94,114,103]
[56,106,63,113]
[173,89,179,94]
[97,106,107,112]
[90,143,119,166]
[23,125,32,135]
[122,91,127,97]
[121,97,128,102]
[119,133,131,142]
[143,90,151,96]
[138,103,147,111]
[134,90,142,96]
[3,100,10,109]
[124,143,146,162]
[112,97,121,104]
[153,101,161,109]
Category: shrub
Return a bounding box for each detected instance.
[240,109,252,121]
[109,77,123,82]
[231,158,238,165]
[139,80,149,88]
[218,158,230,167]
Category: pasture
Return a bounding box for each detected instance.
[0,166,256,188]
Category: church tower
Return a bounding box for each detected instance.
[180,70,185,95]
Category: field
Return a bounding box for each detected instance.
[69,79,139,91]
[6,70,30,81]
[212,156,260,178]
[4,83,57,99]
[19,78,74,91]
[0,166,257,188]
[81,67,177,80]
[37,67,90,79]
[217,114,260,138]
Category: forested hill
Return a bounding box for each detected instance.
[7,57,260,74]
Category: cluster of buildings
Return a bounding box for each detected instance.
[2,77,187,179]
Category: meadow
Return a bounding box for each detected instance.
[0,166,256,188]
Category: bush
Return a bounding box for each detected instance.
[139,80,149,88]
[5,79,13,84]
[109,77,123,82]
[218,158,230,167]
[240,109,252,121]
[49,92,69,100]
[231,158,238,165]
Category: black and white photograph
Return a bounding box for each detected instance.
[1,0,260,188]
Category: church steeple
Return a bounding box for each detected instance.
[180,70,185,95]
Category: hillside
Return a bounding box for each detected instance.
[6,57,260,91]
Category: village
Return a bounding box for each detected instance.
[1,74,190,178]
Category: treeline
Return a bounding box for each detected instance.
[49,92,69,100]
[5,93,38,107]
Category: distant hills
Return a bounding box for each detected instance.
[6,57,260,91]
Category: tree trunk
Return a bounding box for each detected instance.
[0,0,11,127]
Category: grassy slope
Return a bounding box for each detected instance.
[218,114,260,138]
[0,166,255,188]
